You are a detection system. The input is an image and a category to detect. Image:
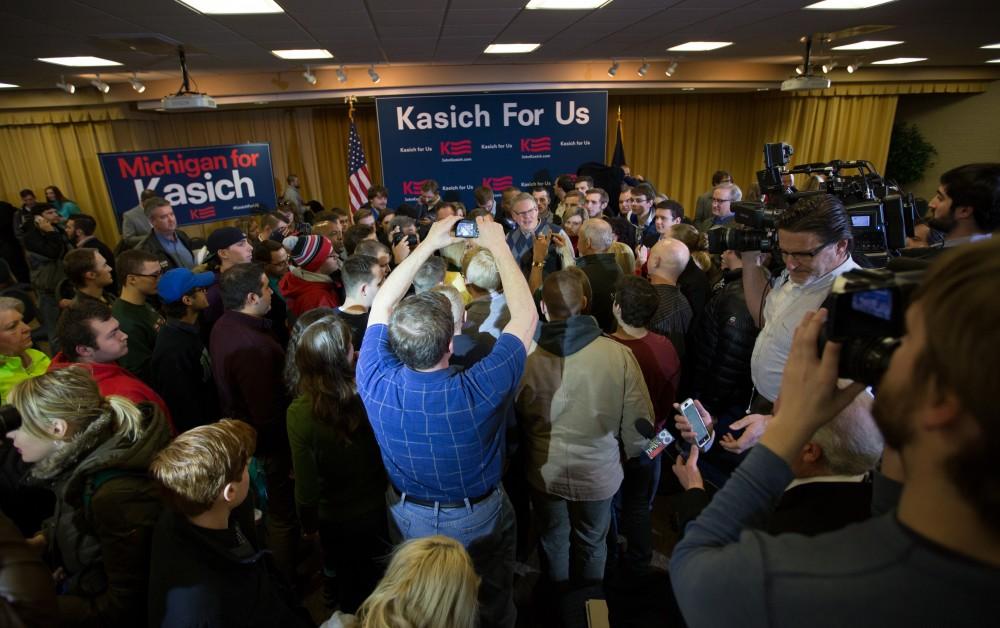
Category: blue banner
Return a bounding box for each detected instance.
[375,91,607,208]
[97,143,277,228]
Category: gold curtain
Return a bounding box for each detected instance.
[0,86,906,246]
[607,91,899,216]
[310,105,383,210]
[0,107,332,244]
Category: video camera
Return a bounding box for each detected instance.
[819,268,923,385]
[707,143,919,260]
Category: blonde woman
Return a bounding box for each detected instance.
[324,535,480,628]
[3,366,172,627]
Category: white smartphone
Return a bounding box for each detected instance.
[680,398,712,448]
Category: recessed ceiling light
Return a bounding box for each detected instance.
[38,56,122,67]
[871,57,927,65]
[668,41,732,52]
[484,43,540,54]
[832,40,903,50]
[804,0,897,9]
[987,59,1000,64]
[525,0,613,8]
[0,82,18,88]
[177,0,284,14]
[756,88,769,91]
[272,49,333,60]
[981,43,1000,49]
[681,87,695,91]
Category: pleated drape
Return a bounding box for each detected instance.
[2,80,971,245]
[607,91,899,215]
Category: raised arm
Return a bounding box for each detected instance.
[475,217,538,352]
[368,216,462,326]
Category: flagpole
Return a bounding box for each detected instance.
[345,94,357,121]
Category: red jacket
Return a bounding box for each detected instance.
[48,353,175,432]
[278,269,340,319]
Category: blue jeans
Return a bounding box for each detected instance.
[531,489,614,587]
[387,486,516,628]
[609,454,661,577]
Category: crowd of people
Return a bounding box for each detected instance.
[0,160,998,627]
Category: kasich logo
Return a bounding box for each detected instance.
[189,208,216,220]
[520,136,552,153]
[402,179,431,195]
[482,176,514,191]
[440,139,472,156]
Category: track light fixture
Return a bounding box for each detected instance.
[664,60,678,77]
[302,65,317,85]
[56,75,75,94]
[368,65,380,83]
[637,62,649,77]
[821,61,837,73]
[336,65,347,83]
[607,60,619,77]
[795,65,805,75]
[846,61,861,73]
[129,72,145,93]
[90,73,110,94]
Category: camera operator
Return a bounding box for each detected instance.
[901,163,999,261]
[670,238,1000,627]
[742,194,859,414]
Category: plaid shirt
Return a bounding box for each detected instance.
[356,324,526,502]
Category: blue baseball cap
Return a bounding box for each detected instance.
[157,268,216,304]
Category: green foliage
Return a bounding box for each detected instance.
[885,122,937,184]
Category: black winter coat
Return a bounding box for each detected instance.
[690,270,758,415]
[147,504,313,628]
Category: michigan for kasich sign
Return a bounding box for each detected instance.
[98,143,278,228]
[376,91,607,208]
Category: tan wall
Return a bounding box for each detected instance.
[894,81,1000,200]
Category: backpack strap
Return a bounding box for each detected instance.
[82,468,148,512]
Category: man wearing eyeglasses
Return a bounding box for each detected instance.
[741,194,858,418]
[506,193,575,278]
[112,249,165,385]
[711,183,742,226]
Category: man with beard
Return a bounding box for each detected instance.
[901,163,998,262]
[670,237,1000,627]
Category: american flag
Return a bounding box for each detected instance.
[347,119,371,212]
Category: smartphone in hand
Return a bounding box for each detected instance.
[680,398,712,448]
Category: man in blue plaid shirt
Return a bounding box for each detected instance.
[357,215,536,628]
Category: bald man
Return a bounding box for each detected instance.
[517,270,653,589]
[575,218,623,333]
[646,238,693,358]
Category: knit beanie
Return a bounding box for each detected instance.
[284,234,333,273]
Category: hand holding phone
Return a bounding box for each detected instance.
[676,398,713,448]
[672,446,704,491]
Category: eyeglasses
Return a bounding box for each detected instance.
[132,271,162,279]
[777,241,833,262]
[711,197,731,204]
[513,207,538,217]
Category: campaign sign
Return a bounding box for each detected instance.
[376,91,607,208]
[98,143,277,228]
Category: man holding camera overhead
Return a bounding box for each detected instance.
[724,196,859,453]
